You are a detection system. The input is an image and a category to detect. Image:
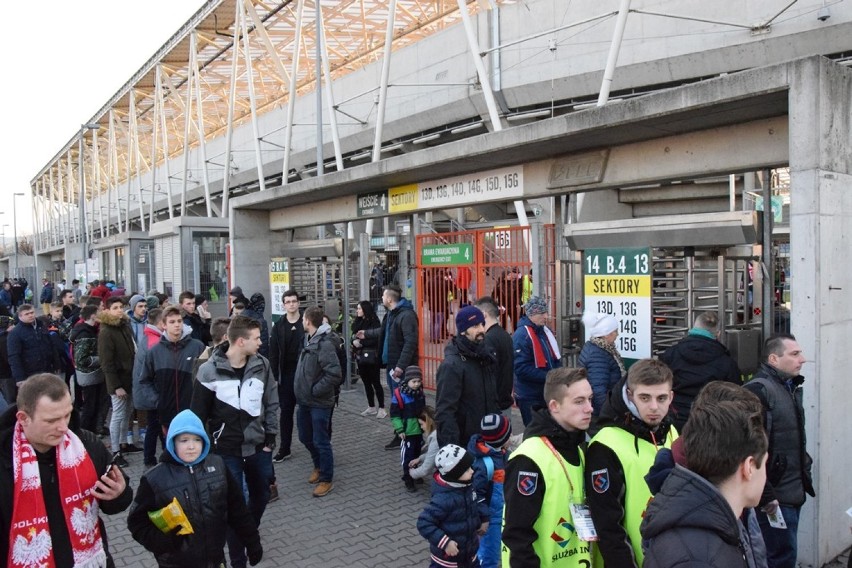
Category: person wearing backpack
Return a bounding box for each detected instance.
[294,306,343,498]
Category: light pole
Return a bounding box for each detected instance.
[78,123,100,283]
[12,193,24,277]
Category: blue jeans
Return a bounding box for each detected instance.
[297,405,334,482]
[222,450,274,568]
[756,504,800,568]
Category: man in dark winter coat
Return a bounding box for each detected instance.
[475,296,515,412]
[7,304,62,385]
[139,306,205,432]
[661,311,741,430]
[434,306,499,447]
[744,334,814,568]
[356,283,419,449]
[0,373,132,567]
[641,391,769,568]
[585,359,678,567]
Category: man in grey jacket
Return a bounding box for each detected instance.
[295,306,343,498]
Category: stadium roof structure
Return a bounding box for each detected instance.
[32,0,498,205]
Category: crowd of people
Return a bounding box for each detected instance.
[0,274,825,568]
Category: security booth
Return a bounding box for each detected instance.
[91,232,153,295]
[148,216,229,316]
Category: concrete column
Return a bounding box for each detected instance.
[230,209,273,321]
[788,57,852,566]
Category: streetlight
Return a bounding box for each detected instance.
[12,193,24,278]
[78,123,100,283]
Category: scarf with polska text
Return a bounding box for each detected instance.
[8,421,106,568]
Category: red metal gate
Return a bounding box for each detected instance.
[416,225,556,389]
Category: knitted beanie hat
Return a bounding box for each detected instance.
[524,296,548,316]
[145,295,160,309]
[582,311,619,338]
[480,413,512,448]
[455,305,485,335]
[402,365,423,385]
[435,444,474,482]
[129,294,146,311]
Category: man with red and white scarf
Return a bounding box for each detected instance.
[512,296,562,425]
[0,373,132,567]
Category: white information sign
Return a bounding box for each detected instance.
[583,248,652,360]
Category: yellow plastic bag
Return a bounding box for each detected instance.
[148,497,194,535]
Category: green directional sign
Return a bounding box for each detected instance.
[421,243,473,266]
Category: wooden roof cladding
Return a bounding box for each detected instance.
[34,0,494,201]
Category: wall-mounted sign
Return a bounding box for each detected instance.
[583,247,652,359]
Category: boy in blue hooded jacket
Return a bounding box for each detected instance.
[127,409,263,567]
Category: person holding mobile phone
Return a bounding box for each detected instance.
[0,373,132,567]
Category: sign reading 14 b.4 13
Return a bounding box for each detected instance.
[583,248,652,359]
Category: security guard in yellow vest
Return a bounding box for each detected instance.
[502,368,597,567]
[585,359,678,567]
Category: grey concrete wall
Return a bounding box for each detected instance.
[788,57,852,566]
[229,209,274,321]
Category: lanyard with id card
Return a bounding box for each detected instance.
[541,436,599,542]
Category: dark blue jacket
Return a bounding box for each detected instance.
[39,282,54,304]
[578,341,623,416]
[0,289,11,311]
[417,475,485,567]
[511,315,562,403]
[7,321,61,382]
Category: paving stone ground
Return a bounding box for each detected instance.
[103,385,458,567]
[102,384,850,568]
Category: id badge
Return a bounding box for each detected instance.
[767,508,787,529]
[569,502,599,542]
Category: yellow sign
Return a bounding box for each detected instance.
[388,184,418,213]
[584,275,651,297]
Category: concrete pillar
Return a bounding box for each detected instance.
[230,209,273,321]
[788,57,852,566]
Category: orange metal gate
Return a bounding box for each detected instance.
[416,225,557,389]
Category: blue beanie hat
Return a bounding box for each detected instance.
[455,305,485,335]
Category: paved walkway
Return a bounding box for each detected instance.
[104,386,452,567]
[102,384,851,568]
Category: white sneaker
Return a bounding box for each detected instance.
[376,408,388,419]
[361,407,378,416]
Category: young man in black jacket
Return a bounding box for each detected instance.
[585,359,678,567]
[641,390,769,568]
[268,288,304,462]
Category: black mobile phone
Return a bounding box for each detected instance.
[103,453,118,477]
